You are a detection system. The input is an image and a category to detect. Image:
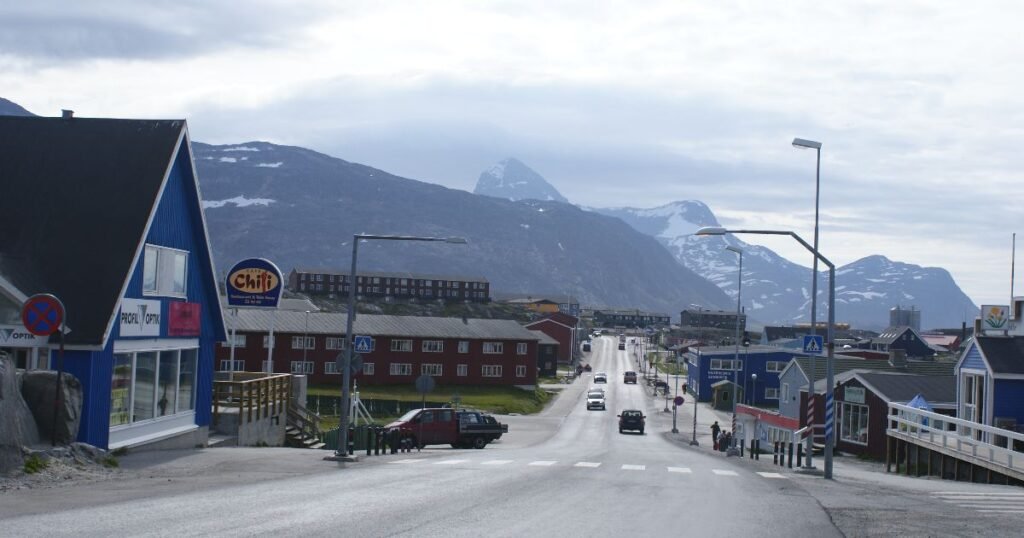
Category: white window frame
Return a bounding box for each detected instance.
[516,365,526,377]
[290,361,314,374]
[422,340,444,353]
[840,402,870,446]
[363,362,374,375]
[483,342,503,354]
[219,359,244,371]
[391,339,413,352]
[325,361,340,375]
[457,364,468,376]
[765,387,780,400]
[516,343,528,355]
[458,341,470,354]
[226,334,246,347]
[291,336,314,350]
[390,363,412,376]
[422,363,442,376]
[262,335,275,349]
[765,361,787,373]
[482,365,502,377]
[326,337,346,350]
[142,244,189,298]
[782,383,790,402]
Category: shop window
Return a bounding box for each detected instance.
[110,347,197,429]
[840,402,869,445]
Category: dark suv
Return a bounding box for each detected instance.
[618,409,645,434]
[623,371,637,384]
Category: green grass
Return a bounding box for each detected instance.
[23,454,49,474]
[308,384,552,415]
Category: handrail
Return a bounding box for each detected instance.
[888,402,1024,474]
[213,373,291,427]
[287,402,323,442]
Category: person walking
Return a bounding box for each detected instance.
[711,421,721,450]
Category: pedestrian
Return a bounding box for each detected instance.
[711,421,721,450]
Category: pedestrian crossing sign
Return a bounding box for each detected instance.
[354,335,374,354]
[803,335,824,355]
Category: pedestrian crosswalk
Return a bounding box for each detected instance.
[931,491,1024,514]
[385,457,790,479]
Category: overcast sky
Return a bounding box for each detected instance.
[3,1,1020,307]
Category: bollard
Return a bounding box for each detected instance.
[773,442,779,465]
[366,428,372,457]
[779,442,786,467]
[788,441,794,469]
[347,427,355,456]
[375,428,381,456]
[755,440,760,461]
[390,430,398,454]
[749,439,754,459]
[797,444,803,468]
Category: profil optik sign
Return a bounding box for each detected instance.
[120,298,162,337]
[226,258,283,308]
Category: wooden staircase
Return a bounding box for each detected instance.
[286,402,325,450]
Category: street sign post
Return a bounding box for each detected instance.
[674,396,685,407]
[353,335,374,354]
[21,293,66,447]
[802,335,824,354]
[415,374,436,450]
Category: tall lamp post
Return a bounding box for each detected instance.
[303,310,311,369]
[750,373,757,406]
[697,226,836,479]
[335,234,467,460]
[793,137,823,468]
[725,246,743,456]
[689,304,703,446]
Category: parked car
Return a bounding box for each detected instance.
[618,409,646,434]
[623,371,637,384]
[586,390,606,410]
[594,372,608,383]
[385,408,508,449]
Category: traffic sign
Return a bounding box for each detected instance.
[415,374,436,394]
[353,335,374,354]
[802,335,824,355]
[674,396,685,406]
[21,294,65,337]
[334,352,364,374]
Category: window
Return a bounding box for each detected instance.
[482,365,502,377]
[765,361,787,372]
[422,364,442,376]
[840,402,869,445]
[782,383,790,402]
[422,340,444,353]
[457,364,468,376]
[325,362,340,375]
[262,335,275,348]
[316,274,323,282]
[219,359,244,371]
[483,342,503,354]
[226,334,246,347]
[110,347,197,428]
[709,359,739,370]
[391,339,413,352]
[290,361,314,374]
[516,343,528,355]
[765,387,780,400]
[363,362,374,375]
[142,244,188,297]
[326,337,346,350]
[291,336,314,350]
[390,363,412,376]
[261,360,273,372]
[516,365,526,377]
[458,341,470,354]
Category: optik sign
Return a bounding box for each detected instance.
[226,258,283,308]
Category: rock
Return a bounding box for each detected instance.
[1,354,41,475]
[20,369,83,445]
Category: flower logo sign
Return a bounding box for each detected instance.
[982,305,1009,329]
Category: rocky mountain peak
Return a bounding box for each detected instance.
[473,158,569,203]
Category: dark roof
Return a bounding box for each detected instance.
[529,330,560,346]
[0,116,185,346]
[975,336,1024,375]
[527,311,579,328]
[292,268,488,283]
[872,326,915,345]
[794,355,956,391]
[852,372,957,406]
[764,326,804,341]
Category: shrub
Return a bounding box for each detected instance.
[23,454,49,474]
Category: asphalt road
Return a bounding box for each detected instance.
[2,335,1023,537]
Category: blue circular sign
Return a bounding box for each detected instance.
[21,294,65,336]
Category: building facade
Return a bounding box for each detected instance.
[218,311,540,388]
[684,346,797,407]
[890,306,921,332]
[592,309,671,328]
[680,308,747,331]
[288,269,490,302]
[524,312,579,364]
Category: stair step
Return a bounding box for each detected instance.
[308,442,326,450]
[207,434,237,447]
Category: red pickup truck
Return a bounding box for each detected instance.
[385,408,509,449]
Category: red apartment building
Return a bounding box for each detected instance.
[217,310,538,387]
[287,268,490,302]
[524,312,579,364]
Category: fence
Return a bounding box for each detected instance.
[212,372,291,427]
[306,395,449,418]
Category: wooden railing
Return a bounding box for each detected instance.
[213,373,291,427]
[287,402,323,443]
[888,402,1024,476]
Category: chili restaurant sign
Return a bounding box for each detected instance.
[226,258,283,308]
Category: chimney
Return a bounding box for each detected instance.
[61,109,74,120]
[889,349,907,369]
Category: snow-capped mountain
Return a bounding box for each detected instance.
[473,158,569,203]
[596,201,978,331]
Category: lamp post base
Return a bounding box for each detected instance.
[726,447,740,457]
[689,439,699,446]
[324,454,359,463]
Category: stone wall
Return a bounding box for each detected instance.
[0,354,41,475]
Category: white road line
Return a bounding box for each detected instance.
[433,460,469,465]
[757,472,786,479]
[977,509,1024,513]
[933,491,1024,496]
[529,461,557,466]
[481,460,514,466]
[712,469,738,476]
[388,459,424,464]
[667,467,692,473]
[574,462,602,468]
[621,464,646,471]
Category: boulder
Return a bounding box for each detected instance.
[0,354,40,475]
[20,369,83,445]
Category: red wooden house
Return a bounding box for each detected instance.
[524,312,579,364]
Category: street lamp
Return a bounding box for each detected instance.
[696,226,836,479]
[725,246,743,456]
[303,310,311,367]
[335,234,467,460]
[750,373,757,406]
[689,304,703,446]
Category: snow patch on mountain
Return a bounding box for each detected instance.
[203,196,276,209]
[257,162,284,168]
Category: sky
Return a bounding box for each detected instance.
[3,1,1021,307]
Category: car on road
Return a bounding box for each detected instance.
[593,372,607,383]
[617,342,625,350]
[582,341,591,352]
[623,371,637,384]
[618,409,646,434]
[586,390,606,410]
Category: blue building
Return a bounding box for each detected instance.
[685,346,796,408]
[956,336,1024,431]
[0,114,226,450]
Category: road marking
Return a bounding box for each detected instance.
[574,462,601,468]
[757,472,786,479]
[481,460,514,465]
[434,459,468,465]
[977,509,1024,513]
[529,460,557,466]
[712,469,738,476]
[667,467,692,473]
[930,492,1024,514]
[388,459,423,464]
[933,491,1024,496]
[621,464,645,471]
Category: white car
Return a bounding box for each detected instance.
[586,390,606,410]
[594,372,608,383]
